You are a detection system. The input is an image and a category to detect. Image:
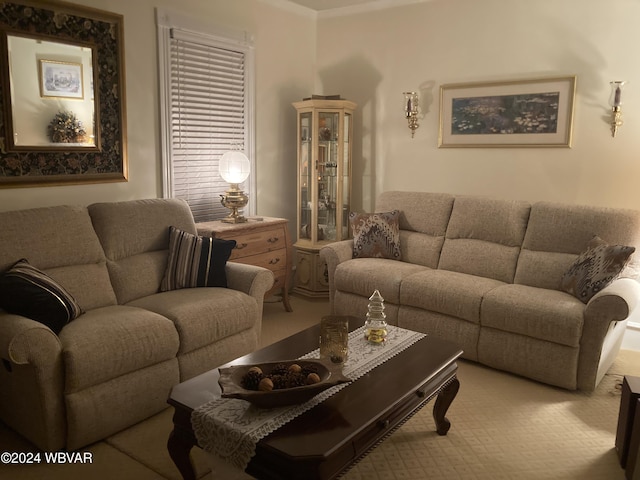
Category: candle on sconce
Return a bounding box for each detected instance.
[609,81,626,108]
[609,81,627,137]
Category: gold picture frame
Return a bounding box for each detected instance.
[39,59,84,99]
[438,76,576,148]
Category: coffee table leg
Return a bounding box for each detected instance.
[168,410,198,480]
[433,376,460,435]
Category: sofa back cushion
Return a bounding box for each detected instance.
[376,191,454,268]
[515,201,640,290]
[88,199,197,304]
[438,196,531,283]
[0,205,116,311]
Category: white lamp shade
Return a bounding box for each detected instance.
[219,151,250,184]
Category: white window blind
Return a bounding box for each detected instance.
[158,14,254,223]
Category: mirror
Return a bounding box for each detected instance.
[6,33,97,149]
[0,1,127,188]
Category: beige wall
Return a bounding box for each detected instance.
[316,0,640,213]
[3,0,640,222]
[0,0,315,228]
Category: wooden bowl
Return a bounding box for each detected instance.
[218,358,351,408]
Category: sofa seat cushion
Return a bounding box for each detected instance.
[334,258,428,304]
[59,305,179,393]
[400,270,504,324]
[127,288,258,354]
[481,284,584,347]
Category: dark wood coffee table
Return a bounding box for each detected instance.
[167,317,462,480]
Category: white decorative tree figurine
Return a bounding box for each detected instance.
[365,289,388,344]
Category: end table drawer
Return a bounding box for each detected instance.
[225,230,286,259]
[231,248,287,271]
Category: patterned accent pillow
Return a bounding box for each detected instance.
[161,226,237,291]
[560,235,635,303]
[0,258,83,334]
[350,210,401,260]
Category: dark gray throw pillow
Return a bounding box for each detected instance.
[349,210,401,260]
[560,235,635,303]
[0,258,83,334]
[160,226,237,291]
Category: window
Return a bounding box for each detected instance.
[157,9,255,222]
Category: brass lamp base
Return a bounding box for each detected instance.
[220,185,249,223]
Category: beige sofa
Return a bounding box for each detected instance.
[0,199,274,451]
[321,191,640,391]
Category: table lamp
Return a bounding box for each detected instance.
[219,151,250,223]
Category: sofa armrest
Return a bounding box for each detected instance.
[0,312,66,451]
[225,262,275,300]
[0,313,62,366]
[225,262,274,339]
[320,240,354,312]
[579,277,640,390]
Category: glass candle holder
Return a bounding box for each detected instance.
[319,316,349,364]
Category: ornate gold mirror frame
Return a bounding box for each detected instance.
[0,1,127,187]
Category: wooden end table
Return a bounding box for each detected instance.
[167,318,462,480]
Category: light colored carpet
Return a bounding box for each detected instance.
[0,294,637,480]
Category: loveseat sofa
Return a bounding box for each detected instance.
[0,198,274,452]
[321,191,640,391]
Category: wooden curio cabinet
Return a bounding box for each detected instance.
[292,97,357,297]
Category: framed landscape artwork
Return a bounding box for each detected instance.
[438,76,576,148]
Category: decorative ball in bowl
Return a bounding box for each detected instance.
[218,358,351,408]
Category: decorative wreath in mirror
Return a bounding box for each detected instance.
[47,111,87,143]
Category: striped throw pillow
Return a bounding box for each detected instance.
[160,226,236,291]
[0,259,83,334]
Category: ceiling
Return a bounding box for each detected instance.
[285,0,381,11]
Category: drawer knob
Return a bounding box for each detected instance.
[267,237,279,243]
[269,257,281,265]
[377,419,390,429]
[236,243,248,250]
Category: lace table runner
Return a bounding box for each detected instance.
[191,326,426,471]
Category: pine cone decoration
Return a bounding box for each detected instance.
[241,370,264,390]
[284,372,307,388]
[271,363,289,376]
[301,364,319,377]
[271,374,287,390]
[240,362,323,391]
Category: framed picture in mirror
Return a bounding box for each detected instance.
[39,59,84,99]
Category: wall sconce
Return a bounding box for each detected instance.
[609,81,626,137]
[403,91,419,137]
[219,151,250,223]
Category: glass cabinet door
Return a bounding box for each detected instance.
[299,112,312,239]
[341,113,351,240]
[317,112,339,241]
